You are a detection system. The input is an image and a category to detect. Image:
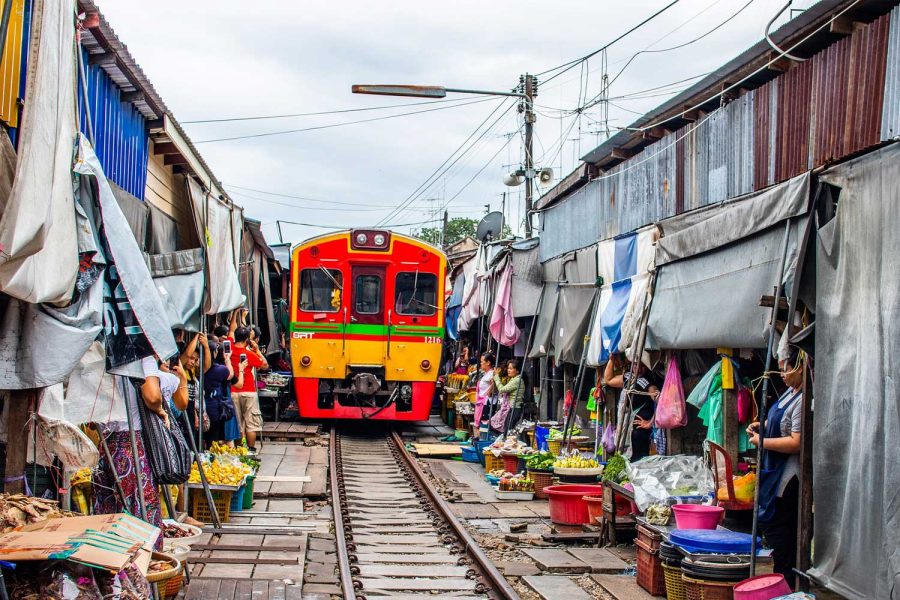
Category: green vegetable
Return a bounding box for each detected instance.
[602,453,628,483]
[548,426,581,441]
[524,451,555,471]
[239,456,261,472]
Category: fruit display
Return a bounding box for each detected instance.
[524,451,555,471]
[498,474,534,492]
[188,457,252,486]
[486,434,535,456]
[209,441,249,456]
[239,455,261,472]
[553,453,600,469]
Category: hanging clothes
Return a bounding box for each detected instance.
[690,361,750,453]
[489,260,521,346]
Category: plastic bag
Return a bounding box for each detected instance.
[625,454,715,511]
[736,385,753,424]
[7,561,102,599]
[655,357,687,429]
[601,423,617,453]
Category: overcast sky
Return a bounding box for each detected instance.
[97,0,816,245]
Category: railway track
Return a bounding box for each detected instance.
[330,427,520,600]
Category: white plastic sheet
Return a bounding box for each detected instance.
[625,454,714,512]
[0,0,78,303]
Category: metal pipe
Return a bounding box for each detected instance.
[75,38,95,145]
[122,380,149,523]
[750,220,794,574]
[98,431,127,507]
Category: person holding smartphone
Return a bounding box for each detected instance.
[604,355,659,461]
[231,322,268,453]
[746,349,805,586]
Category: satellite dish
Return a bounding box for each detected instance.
[476,211,505,242]
[503,172,524,187]
[538,167,554,184]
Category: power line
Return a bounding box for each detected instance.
[441,125,523,208]
[194,96,495,143]
[276,217,441,231]
[181,96,489,124]
[535,0,684,83]
[375,98,515,226]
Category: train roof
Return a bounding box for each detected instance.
[291,229,448,261]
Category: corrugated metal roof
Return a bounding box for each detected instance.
[882,5,900,140]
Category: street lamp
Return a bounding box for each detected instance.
[352,77,541,238]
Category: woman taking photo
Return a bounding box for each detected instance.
[747,349,804,586]
[473,352,495,430]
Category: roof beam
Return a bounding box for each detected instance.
[121,91,144,104]
[88,53,116,67]
[829,16,862,36]
[164,154,189,166]
[152,142,179,155]
[610,148,635,160]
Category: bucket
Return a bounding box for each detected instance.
[546,484,604,524]
[733,574,792,600]
[242,474,255,510]
[672,504,724,529]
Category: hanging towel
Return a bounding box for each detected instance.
[489,261,521,346]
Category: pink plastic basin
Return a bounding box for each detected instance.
[672,504,724,529]
[733,574,792,600]
[545,485,604,525]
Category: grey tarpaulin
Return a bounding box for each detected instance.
[148,203,177,255]
[75,134,178,361]
[150,249,205,332]
[110,182,148,251]
[554,246,597,364]
[510,238,542,318]
[527,255,565,358]
[646,175,809,350]
[808,143,900,600]
[0,0,79,304]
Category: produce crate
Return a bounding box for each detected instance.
[229,484,247,513]
[484,452,503,473]
[637,523,663,552]
[461,446,480,463]
[635,537,666,596]
[189,487,234,523]
[528,469,554,499]
[662,562,686,600]
[502,454,523,473]
[682,575,738,600]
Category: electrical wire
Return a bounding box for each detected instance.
[223,183,489,210]
[375,98,516,226]
[441,125,523,207]
[193,96,495,143]
[536,0,684,83]
[182,95,493,124]
[276,217,442,231]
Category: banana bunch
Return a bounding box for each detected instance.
[553,455,600,469]
[209,441,249,456]
[188,460,252,486]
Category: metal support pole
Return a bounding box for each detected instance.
[180,411,221,529]
[75,37,95,145]
[121,380,149,523]
[197,315,206,451]
[98,431,127,508]
[750,220,793,574]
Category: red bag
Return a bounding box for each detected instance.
[737,385,753,424]
[655,357,687,429]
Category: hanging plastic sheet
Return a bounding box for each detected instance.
[510,238,542,318]
[554,246,597,364]
[809,144,900,600]
[527,256,565,359]
[646,175,810,350]
[147,203,177,255]
[489,259,521,346]
[445,271,465,340]
[186,178,244,315]
[75,134,177,365]
[28,385,99,470]
[0,0,79,304]
[457,248,484,333]
[109,182,148,251]
[586,226,657,366]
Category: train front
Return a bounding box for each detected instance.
[290,229,446,421]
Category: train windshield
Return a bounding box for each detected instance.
[395,272,437,316]
[354,274,382,314]
[299,268,342,312]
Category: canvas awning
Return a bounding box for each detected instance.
[527,255,565,359]
[553,246,597,364]
[808,143,900,600]
[510,238,542,318]
[646,174,810,350]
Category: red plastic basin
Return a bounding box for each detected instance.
[672,504,724,529]
[546,485,604,525]
[733,574,792,600]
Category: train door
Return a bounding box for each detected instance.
[348,265,386,365]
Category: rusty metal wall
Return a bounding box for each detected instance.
[881,5,900,141]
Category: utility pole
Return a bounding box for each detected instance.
[522,73,536,238]
[441,210,449,250]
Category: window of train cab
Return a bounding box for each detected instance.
[298,268,343,317]
[394,272,438,321]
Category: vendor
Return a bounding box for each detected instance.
[603,355,659,461]
[491,359,527,434]
[747,349,804,587]
[473,352,496,428]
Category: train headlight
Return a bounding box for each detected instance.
[420,359,431,371]
[373,233,386,246]
[355,232,368,245]
[300,355,311,366]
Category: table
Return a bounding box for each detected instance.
[603,481,636,546]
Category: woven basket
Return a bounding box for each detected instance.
[682,575,738,600]
[147,552,182,600]
[663,562,686,600]
[528,469,554,499]
[547,439,561,455]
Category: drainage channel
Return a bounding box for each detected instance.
[330,427,520,600]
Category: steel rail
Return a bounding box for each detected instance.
[388,431,520,600]
[330,427,358,600]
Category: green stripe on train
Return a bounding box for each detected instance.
[291,322,444,337]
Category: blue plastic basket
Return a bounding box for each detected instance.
[474,440,492,466]
[229,484,246,512]
[461,446,480,463]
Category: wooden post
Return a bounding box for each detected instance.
[796,362,814,591]
[718,349,739,469]
[4,390,35,494]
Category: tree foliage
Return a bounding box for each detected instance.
[415,217,511,247]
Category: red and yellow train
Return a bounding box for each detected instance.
[289,229,446,420]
